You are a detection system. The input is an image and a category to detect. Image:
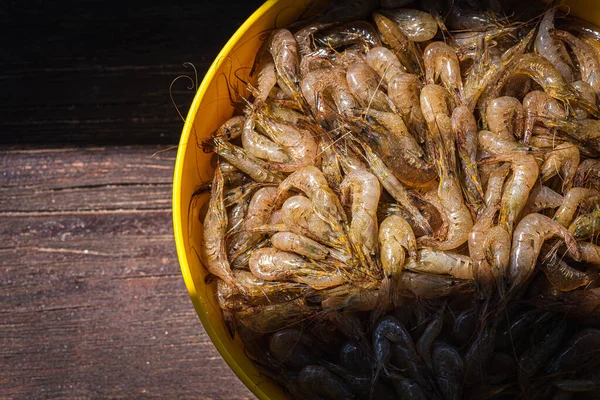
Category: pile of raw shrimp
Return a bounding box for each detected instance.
[200,0,600,398]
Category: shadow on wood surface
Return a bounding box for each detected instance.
[0,0,264,146]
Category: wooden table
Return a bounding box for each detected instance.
[1,0,261,398]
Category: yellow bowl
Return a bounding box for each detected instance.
[172,1,600,399]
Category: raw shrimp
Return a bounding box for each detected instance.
[480,152,539,235]
[346,61,393,111]
[269,29,301,101]
[233,270,310,304]
[540,255,592,292]
[572,80,597,119]
[486,96,525,140]
[202,164,247,295]
[494,53,599,118]
[483,226,511,292]
[535,8,574,82]
[568,208,600,240]
[552,29,600,92]
[208,138,284,183]
[378,215,417,282]
[387,74,430,147]
[383,8,437,42]
[235,298,318,333]
[540,142,580,193]
[318,136,344,191]
[546,329,600,374]
[340,169,381,259]
[300,67,359,121]
[522,90,567,144]
[357,140,433,234]
[578,241,600,267]
[275,166,346,230]
[405,248,473,280]
[463,319,498,386]
[314,21,381,50]
[452,106,484,211]
[269,329,317,370]
[362,108,437,184]
[518,318,567,389]
[423,42,465,105]
[280,195,349,256]
[241,116,291,164]
[574,158,600,190]
[251,59,277,109]
[394,271,472,299]
[365,46,405,82]
[523,185,564,215]
[372,12,421,75]
[271,231,330,260]
[509,213,581,289]
[294,22,334,57]
[213,115,245,141]
[298,365,356,400]
[416,305,445,369]
[432,343,464,400]
[319,286,379,312]
[249,248,347,289]
[254,113,318,171]
[446,1,499,30]
[228,187,278,263]
[483,163,511,209]
[420,84,456,168]
[372,315,415,375]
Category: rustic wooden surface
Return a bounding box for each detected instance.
[1,0,262,145]
[0,147,254,399]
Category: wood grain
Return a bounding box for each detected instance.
[0,0,263,145]
[0,147,253,399]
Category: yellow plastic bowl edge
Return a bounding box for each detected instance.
[172,2,287,399]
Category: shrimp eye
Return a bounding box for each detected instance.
[387,274,392,279]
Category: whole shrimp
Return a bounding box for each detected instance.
[383,8,437,42]
[249,248,347,290]
[340,169,381,260]
[394,271,473,299]
[534,8,574,82]
[494,53,599,118]
[372,12,421,75]
[207,138,284,183]
[235,298,318,333]
[523,185,564,215]
[480,152,539,235]
[279,196,348,260]
[254,113,318,171]
[212,115,245,141]
[540,142,580,193]
[420,84,456,169]
[271,231,330,260]
[228,187,278,263]
[300,67,359,123]
[365,46,405,82]
[362,108,436,183]
[486,96,525,141]
[469,204,500,288]
[373,215,417,322]
[313,20,381,50]
[568,208,600,240]
[345,61,393,112]
[552,29,600,92]
[572,80,597,119]
[424,42,465,105]
[554,187,600,227]
[269,29,301,102]
[509,213,581,290]
[446,0,500,30]
[356,139,433,235]
[574,158,600,190]
[405,248,473,279]
[318,285,379,313]
[202,164,247,295]
[388,73,430,147]
[452,106,484,212]
[241,116,291,164]
[522,90,567,144]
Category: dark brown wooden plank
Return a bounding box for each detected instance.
[0,0,263,145]
[0,146,253,399]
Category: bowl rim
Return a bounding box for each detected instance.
[172,1,281,399]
